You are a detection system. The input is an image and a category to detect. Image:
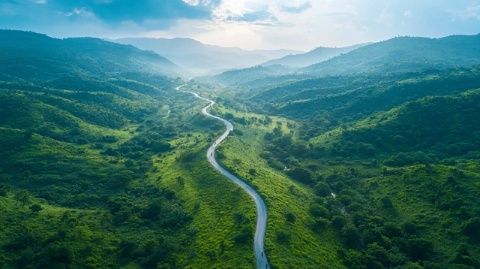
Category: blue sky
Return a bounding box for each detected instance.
[1,0,480,50]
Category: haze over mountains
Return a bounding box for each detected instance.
[261,44,367,68]
[116,37,299,76]
[301,34,480,76]
[212,33,480,86]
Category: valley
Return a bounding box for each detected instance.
[1,28,480,269]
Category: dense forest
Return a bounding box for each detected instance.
[0,30,257,268]
[212,63,480,268]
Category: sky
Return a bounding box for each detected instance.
[1,0,480,51]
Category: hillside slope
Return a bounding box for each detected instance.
[253,85,480,269]
[0,30,258,268]
[302,34,480,76]
[311,89,480,159]
[262,44,365,68]
[0,30,180,80]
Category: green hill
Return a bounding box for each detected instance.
[246,67,480,133]
[262,44,366,68]
[253,85,480,269]
[0,30,180,80]
[302,34,480,76]
[0,31,191,268]
[311,89,480,160]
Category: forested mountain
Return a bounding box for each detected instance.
[310,89,480,159]
[116,37,298,75]
[0,30,220,268]
[248,67,480,126]
[301,34,480,76]
[253,87,480,269]
[212,33,480,91]
[213,57,480,268]
[262,44,366,68]
[0,30,180,80]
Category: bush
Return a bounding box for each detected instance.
[314,182,331,196]
[462,218,480,242]
[29,204,42,213]
[309,204,329,218]
[285,210,296,223]
[332,216,347,229]
[287,167,314,185]
[312,217,329,232]
[276,230,291,245]
[141,200,162,221]
[405,239,434,261]
[233,227,252,244]
[341,225,362,249]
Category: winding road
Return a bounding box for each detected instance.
[176,85,270,269]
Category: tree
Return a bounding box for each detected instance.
[234,227,252,244]
[314,182,331,196]
[29,204,42,214]
[14,190,30,206]
[309,204,329,218]
[462,218,480,242]
[285,210,296,223]
[342,225,362,248]
[287,167,314,185]
[405,238,434,260]
[141,200,162,221]
[332,215,347,230]
[276,230,290,245]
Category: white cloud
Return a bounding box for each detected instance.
[121,0,480,51]
[182,0,200,6]
[65,7,94,18]
[451,2,480,21]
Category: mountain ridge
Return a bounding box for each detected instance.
[301,33,480,76]
[116,37,300,76]
[262,43,367,68]
[0,30,180,80]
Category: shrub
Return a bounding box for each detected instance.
[285,210,297,223]
[314,182,331,196]
[276,230,291,245]
[462,218,480,242]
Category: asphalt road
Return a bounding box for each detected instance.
[176,85,270,269]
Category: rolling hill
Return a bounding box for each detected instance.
[0,30,180,80]
[262,44,366,68]
[301,33,480,76]
[0,30,193,268]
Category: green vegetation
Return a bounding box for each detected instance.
[209,65,480,268]
[0,30,256,268]
[3,29,480,269]
[212,106,344,268]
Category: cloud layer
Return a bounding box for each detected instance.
[1,0,480,50]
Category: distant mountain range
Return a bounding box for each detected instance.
[0,30,180,80]
[261,44,366,68]
[212,33,480,86]
[301,34,480,76]
[115,37,299,76]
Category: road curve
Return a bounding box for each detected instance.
[176,85,270,269]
